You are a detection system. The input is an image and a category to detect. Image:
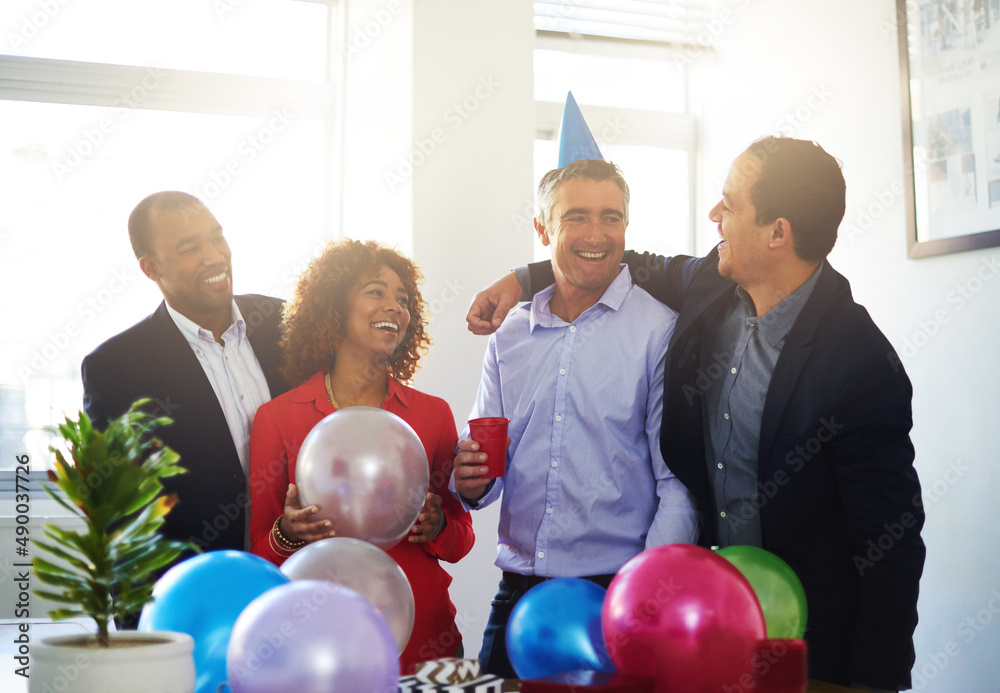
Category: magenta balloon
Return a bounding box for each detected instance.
[226,580,399,693]
[601,544,766,693]
[280,537,415,654]
[296,407,430,549]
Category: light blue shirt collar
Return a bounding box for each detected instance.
[529,264,631,331]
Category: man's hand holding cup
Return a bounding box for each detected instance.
[454,417,509,504]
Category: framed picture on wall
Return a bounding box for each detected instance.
[897,0,1000,257]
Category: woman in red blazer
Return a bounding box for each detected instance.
[248,239,474,673]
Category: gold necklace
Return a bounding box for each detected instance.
[325,370,389,409]
[324,371,340,409]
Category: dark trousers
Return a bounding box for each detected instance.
[478,572,615,678]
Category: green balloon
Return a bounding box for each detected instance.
[717,545,807,639]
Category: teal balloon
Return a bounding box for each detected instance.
[138,551,290,693]
[507,578,615,679]
[717,545,808,638]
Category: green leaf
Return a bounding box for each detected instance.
[33,589,85,606]
[33,399,189,630]
[115,585,157,615]
[108,498,172,550]
[41,483,86,518]
[33,568,92,593]
[116,542,189,582]
[120,482,163,517]
[32,537,93,573]
[43,525,101,562]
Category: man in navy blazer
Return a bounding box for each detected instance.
[82,192,288,554]
[468,138,924,692]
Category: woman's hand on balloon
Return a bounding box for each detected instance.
[409,493,444,543]
[281,483,337,543]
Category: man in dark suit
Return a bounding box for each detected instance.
[465,138,924,692]
[82,191,288,554]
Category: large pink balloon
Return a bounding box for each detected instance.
[281,537,415,654]
[601,544,766,693]
[296,407,429,549]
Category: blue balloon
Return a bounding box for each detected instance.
[139,551,290,693]
[507,578,615,679]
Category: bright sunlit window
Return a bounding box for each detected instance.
[0,1,338,471]
[531,35,697,262]
[1,0,330,79]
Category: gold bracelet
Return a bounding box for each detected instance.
[268,529,296,557]
[272,514,306,552]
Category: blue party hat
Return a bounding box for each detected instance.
[558,91,604,168]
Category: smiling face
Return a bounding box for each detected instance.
[708,154,773,287]
[139,204,233,328]
[536,177,627,298]
[342,265,411,362]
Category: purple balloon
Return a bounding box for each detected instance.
[296,407,430,549]
[227,581,399,693]
[281,537,415,654]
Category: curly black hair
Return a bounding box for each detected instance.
[280,239,429,387]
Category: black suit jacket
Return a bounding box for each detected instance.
[529,249,924,689]
[81,294,288,553]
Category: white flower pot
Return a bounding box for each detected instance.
[29,631,195,693]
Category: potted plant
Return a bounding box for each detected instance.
[30,398,198,693]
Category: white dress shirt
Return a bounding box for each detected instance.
[165,300,272,475]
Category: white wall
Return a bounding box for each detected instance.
[410,0,535,657]
[341,0,535,657]
[697,2,1000,691]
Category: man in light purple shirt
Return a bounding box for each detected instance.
[451,160,699,677]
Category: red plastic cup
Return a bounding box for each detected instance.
[752,638,808,693]
[468,417,509,478]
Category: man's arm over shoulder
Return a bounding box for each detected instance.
[468,248,716,334]
[527,250,712,311]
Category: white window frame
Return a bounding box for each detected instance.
[533,33,700,254]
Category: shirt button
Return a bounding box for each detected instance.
[731,367,737,374]
[555,414,562,422]
[559,368,566,375]
[720,511,727,518]
[538,551,545,559]
[724,413,730,420]
[717,463,723,469]
[551,460,558,468]
[569,326,576,333]
[546,507,553,514]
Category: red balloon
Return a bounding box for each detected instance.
[601,544,766,693]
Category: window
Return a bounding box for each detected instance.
[531,33,699,262]
[0,0,340,470]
